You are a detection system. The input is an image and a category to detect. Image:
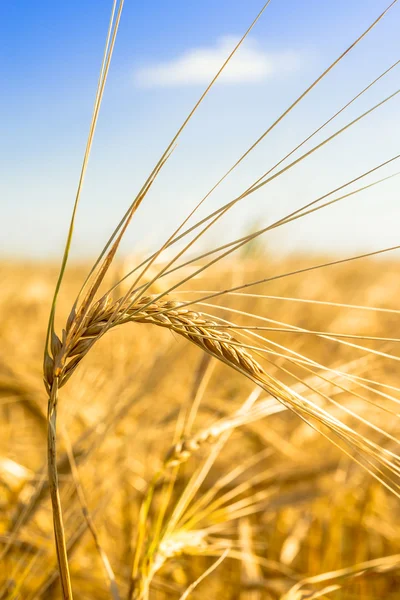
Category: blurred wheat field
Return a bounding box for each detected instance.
[2,1,400,599]
[1,256,399,599]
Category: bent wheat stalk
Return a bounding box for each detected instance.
[46,292,399,490]
[43,293,266,599]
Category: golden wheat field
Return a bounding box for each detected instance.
[2,1,400,599]
[1,256,399,599]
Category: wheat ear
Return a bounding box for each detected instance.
[45,292,398,497]
[44,295,264,391]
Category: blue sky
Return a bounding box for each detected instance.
[1,0,399,260]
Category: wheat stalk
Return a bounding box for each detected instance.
[42,292,267,598]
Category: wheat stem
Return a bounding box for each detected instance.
[47,378,73,599]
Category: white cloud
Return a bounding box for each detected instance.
[134,36,301,88]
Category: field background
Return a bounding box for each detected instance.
[1,255,399,599]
